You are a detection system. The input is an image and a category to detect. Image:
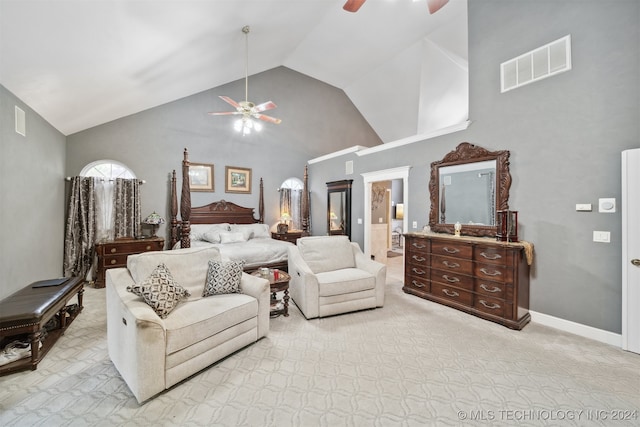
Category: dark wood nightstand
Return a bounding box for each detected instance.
[95,237,164,288]
[271,231,303,244]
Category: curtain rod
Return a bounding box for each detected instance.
[65,177,146,184]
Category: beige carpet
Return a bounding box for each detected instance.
[1,259,638,426]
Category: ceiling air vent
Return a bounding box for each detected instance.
[15,106,26,136]
[501,35,572,93]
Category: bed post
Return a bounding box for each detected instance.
[259,178,264,223]
[302,164,310,235]
[180,148,191,248]
[170,170,179,248]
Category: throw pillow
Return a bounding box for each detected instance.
[219,231,249,244]
[127,263,190,319]
[203,259,245,296]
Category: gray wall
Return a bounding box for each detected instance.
[308,0,639,334]
[1,85,67,299]
[66,67,381,244]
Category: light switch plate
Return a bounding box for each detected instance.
[412,221,418,229]
[593,231,611,243]
[599,198,616,213]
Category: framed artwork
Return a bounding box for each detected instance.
[225,166,252,194]
[189,163,214,192]
[277,223,289,234]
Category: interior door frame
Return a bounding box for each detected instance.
[622,149,640,353]
[362,166,411,259]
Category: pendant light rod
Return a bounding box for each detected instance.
[242,25,250,103]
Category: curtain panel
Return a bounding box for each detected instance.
[114,178,141,238]
[63,177,97,278]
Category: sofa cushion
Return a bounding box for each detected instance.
[297,236,355,274]
[127,247,221,295]
[164,293,258,354]
[316,268,376,297]
[203,259,245,296]
[126,263,191,319]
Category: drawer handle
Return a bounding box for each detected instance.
[412,268,426,275]
[412,280,425,288]
[480,268,501,277]
[442,260,460,268]
[146,245,151,250]
[110,259,117,265]
[443,247,459,254]
[442,288,459,297]
[412,255,426,262]
[480,252,502,260]
[480,284,502,293]
[479,299,501,310]
[442,275,459,283]
[110,248,117,253]
[412,243,426,249]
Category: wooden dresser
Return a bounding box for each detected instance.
[403,232,531,330]
[95,237,164,288]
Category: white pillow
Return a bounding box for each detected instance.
[231,223,270,239]
[190,223,230,241]
[219,231,249,244]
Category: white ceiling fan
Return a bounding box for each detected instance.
[343,0,449,14]
[208,26,281,135]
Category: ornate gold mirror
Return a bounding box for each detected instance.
[428,142,511,237]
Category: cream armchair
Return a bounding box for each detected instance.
[287,236,386,319]
[106,246,270,403]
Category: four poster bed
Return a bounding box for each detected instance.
[169,149,310,272]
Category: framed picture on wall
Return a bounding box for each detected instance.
[189,163,214,192]
[225,166,252,194]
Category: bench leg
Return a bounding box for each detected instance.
[29,330,42,370]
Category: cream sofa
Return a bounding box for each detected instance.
[288,236,386,319]
[106,247,270,403]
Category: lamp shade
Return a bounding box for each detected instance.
[143,212,165,225]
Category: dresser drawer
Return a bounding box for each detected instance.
[475,245,508,265]
[431,240,472,259]
[406,251,429,267]
[103,241,160,254]
[431,255,473,275]
[407,264,429,279]
[101,254,128,267]
[404,275,430,293]
[431,269,473,291]
[474,295,506,318]
[475,279,506,299]
[431,282,473,306]
[474,263,513,283]
[407,238,430,254]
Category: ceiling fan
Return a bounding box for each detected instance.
[208,26,281,135]
[343,0,449,14]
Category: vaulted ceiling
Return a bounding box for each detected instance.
[0,0,467,139]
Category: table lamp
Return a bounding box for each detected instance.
[143,212,165,237]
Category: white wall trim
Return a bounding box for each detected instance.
[361,166,412,259]
[530,310,622,348]
[308,146,367,164]
[356,121,471,157]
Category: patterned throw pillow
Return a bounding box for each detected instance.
[203,259,245,296]
[127,263,190,319]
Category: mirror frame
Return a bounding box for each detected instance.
[428,142,511,237]
[327,179,353,240]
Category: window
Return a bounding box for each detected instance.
[80,160,136,181]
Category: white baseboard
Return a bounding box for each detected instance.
[530,310,622,348]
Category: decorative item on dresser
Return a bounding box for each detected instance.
[95,237,164,288]
[404,233,533,329]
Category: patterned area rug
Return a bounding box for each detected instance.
[0,275,638,426]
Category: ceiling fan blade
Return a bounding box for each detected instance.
[343,0,366,13]
[427,0,449,14]
[208,111,242,116]
[253,101,277,113]
[219,95,242,109]
[255,114,282,125]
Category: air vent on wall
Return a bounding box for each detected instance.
[345,160,354,175]
[501,35,572,93]
[15,106,25,136]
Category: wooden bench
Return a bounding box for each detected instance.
[0,276,84,376]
